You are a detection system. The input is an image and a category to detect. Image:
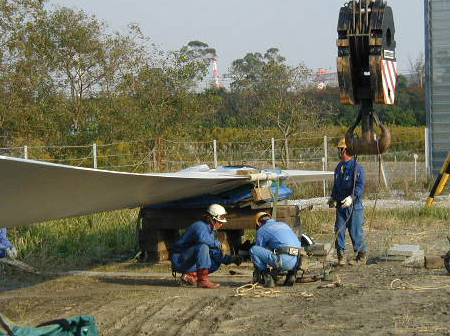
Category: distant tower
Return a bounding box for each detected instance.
[211,54,222,89]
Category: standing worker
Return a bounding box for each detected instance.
[328,139,367,266]
[250,212,302,288]
[170,204,242,289]
[0,228,17,259]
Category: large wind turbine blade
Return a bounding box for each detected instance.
[0,156,248,228]
[0,156,334,228]
[282,170,334,182]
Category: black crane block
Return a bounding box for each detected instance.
[337,0,397,105]
[336,0,397,155]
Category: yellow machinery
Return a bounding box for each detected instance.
[425,149,450,207]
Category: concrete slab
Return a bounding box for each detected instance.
[379,249,424,262]
[387,244,421,257]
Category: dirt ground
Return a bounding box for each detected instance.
[2,228,450,335]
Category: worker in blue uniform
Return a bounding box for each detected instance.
[170,204,242,289]
[0,228,17,259]
[250,212,302,288]
[328,138,367,266]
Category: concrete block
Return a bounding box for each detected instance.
[402,250,425,265]
[379,249,424,262]
[424,255,444,269]
[378,255,408,262]
[387,244,421,257]
[305,243,333,256]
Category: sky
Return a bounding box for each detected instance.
[45,0,424,79]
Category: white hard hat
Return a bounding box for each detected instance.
[206,204,227,223]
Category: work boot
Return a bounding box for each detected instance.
[252,269,263,284]
[283,270,297,286]
[261,269,275,288]
[197,269,220,289]
[348,251,367,266]
[337,249,346,266]
[230,255,243,266]
[180,271,197,286]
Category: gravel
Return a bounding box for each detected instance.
[288,195,450,211]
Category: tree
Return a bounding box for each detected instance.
[228,48,319,167]
[35,7,107,135]
[0,0,48,144]
[408,54,425,88]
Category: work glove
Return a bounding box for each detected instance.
[341,196,353,208]
[327,197,336,208]
[6,246,17,259]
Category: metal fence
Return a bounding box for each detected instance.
[0,133,431,198]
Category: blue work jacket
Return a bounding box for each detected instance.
[331,158,365,210]
[255,219,301,250]
[0,228,13,251]
[172,220,221,253]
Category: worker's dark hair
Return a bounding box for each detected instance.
[259,215,271,225]
[202,212,213,223]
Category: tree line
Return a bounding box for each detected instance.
[0,0,425,152]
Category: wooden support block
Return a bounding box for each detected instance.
[141,205,301,230]
[424,255,444,269]
[138,226,179,262]
[138,205,301,261]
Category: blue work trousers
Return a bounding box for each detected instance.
[0,249,6,258]
[335,207,367,252]
[170,244,231,274]
[250,245,298,271]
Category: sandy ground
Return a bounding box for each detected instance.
[1,203,450,335]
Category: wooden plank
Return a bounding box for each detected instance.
[142,215,298,230]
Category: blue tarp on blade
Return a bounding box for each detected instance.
[145,184,292,209]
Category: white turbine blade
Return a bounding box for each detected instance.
[0,156,247,228]
[282,170,334,182]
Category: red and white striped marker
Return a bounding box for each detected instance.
[381,59,398,105]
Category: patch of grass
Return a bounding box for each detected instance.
[302,206,450,235]
[5,205,448,271]
[7,209,139,270]
[300,208,335,235]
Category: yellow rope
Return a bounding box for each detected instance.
[234,283,281,298]
[234,283,313,298]
[390,278,450,292]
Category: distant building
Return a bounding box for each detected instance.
[313,68,338,89]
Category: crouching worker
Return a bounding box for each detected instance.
[170,204,242,289]
[0,227,17,259]
[250,212,301,288]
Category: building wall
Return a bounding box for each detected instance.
[425,0,450,176]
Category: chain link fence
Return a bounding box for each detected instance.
[0,131,433,198]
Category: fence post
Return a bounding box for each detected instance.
[322,157,326,197]
[323,135,328,193]
[213,140,218,169]
[414,153,418,183]
[425,127,429,178]
[156,138,162,172]
[23,146,28,160]
[380,156,389,188]
[271,138,275,170]
[92,143,97,169]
